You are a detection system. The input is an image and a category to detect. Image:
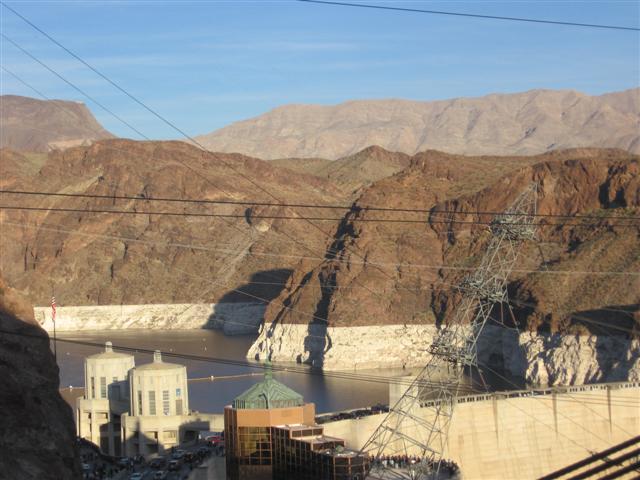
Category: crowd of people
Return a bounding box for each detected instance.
[369,455,460,478]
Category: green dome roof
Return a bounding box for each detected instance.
[233,364,304,410]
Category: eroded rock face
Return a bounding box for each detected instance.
[0,139,343,308]
[248,322,640,386]
[33,302,266,335]
[517,334,640,385]
[0,278,81,480]
[248,323,439,369]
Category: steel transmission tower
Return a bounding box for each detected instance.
[360,184,538,480]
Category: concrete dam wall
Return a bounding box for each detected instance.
[34,303,266,334]
[322,381,640,479]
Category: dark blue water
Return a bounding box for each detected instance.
[53,329,392,414]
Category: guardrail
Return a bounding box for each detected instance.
[317,380,640,423]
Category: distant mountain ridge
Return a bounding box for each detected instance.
[195,88,640,159]
[0,95,113,152]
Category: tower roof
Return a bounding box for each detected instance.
[233,363,304,410]
[134,350,183,371]
[86,341,134,360]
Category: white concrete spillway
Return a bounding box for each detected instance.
[321,381,640,479]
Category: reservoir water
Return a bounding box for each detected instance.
[53,329,519,415]
[54,329,393,414]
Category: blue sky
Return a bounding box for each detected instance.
[1,1,638,139]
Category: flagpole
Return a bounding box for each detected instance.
[51,295,57,363]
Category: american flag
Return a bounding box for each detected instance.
[51,296,56,321]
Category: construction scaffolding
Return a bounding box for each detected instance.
[360,184,539,480]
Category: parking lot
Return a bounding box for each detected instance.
[81,440,224,480]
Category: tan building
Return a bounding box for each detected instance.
[76,341,135,456]
[122,350,196,457]
[77,345,221,458]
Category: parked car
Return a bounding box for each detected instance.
[117,457,132,467]
[171,452,185,461]
[129,474,143,480]
[81,463,91,472]
[168,459,181,471]
[154,471,168,479]
[150,456,166,469]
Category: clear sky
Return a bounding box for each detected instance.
[1,1,638,139]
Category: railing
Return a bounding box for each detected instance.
[317,380,640,423]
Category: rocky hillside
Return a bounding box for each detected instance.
[0,277,81,479]
[273,146,411,193]
[0,139,351,312]
[249,148,640,382]
[0,95,113,152]
[196,89,640,159]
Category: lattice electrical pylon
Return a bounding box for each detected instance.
[360,184,538,480]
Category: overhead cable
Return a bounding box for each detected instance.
[2,189,639,222]
[296,0,640,32]
[1,204,637,228]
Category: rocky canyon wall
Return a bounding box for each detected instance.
[0,278,81,480]
[248,323,640,385]
[34,302,266,335]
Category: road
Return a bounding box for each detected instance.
[82,442,224,480]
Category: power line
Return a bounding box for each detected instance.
[2,204,638,228]
[0,327,479,393]
[4,7,638,326]
[2,189,639,222]
[3,220,638,290]
[8,215,640,347]
[296,0,640,32]
[0,33,149,140]
[3,326,638,410]
[7,2,637,330]
[4,216,639,342]
[0,35,390,294]
[0,204,421,223]
[0,4,436,310]
[481,364,637,442]
[4,218,638,344]
[3,218,631,394]
[0,32,355,276]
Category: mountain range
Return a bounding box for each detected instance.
[195,88,640,159]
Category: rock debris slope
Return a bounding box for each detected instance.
[196,88,640,159]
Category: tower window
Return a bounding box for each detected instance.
[149,391,156,415]
[163,390,170,415]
